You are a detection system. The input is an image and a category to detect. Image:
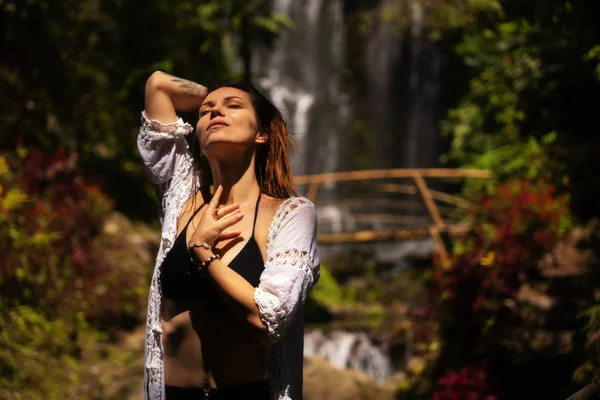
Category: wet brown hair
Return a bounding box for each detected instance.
[191,82,297,200]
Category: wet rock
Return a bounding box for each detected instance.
[303,356,396,400]
[304,329,393,383]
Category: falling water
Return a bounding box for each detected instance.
[255,1,445,380]
[403,2,443,168]
[364,0,402,168]
[255,0,442,274]
[304,329,393,383]
[256,0,350,177]
[364,1,443,169]
[256,0,443,174]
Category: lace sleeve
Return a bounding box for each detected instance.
[137,111,194,183]
[254,198,320,346]
[137,111,197,220]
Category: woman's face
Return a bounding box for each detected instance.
[197,87,265,157]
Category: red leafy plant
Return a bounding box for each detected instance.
[434,364,498,400]
[0,147,147,330]
[427,179,571,398]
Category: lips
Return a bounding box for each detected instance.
[207,120,229,130]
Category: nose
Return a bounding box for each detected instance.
[209,104,225,118]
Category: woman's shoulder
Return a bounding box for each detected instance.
[262,195,316,240]
[263,195,314,220]
[263,195,318,257]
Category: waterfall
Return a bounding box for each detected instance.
[363,0,443,169]
[254,2,446,384]
[304,329,393,383]
[255,0,443,174]
[403,2,443,168]
[256,0,350,177]
[254,0,443,258]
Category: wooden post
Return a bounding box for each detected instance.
[429,226,451,270]
[412,171,451,269]
[412,171,445,228]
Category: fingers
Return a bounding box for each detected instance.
[215,203,240,219]
[218,231,242,240]
[208,185,223,211]
[209,186,242,220]
[218,209,244,229]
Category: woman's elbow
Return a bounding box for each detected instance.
[145,71,166,92]
[248,314,271,343]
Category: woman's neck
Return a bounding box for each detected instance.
[209,157,260,206]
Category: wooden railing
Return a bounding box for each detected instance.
[293,168,493,268]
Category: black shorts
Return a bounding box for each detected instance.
[164,379,270,400]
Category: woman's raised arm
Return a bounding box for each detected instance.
[144,71,208,121]
[137,72,207,212]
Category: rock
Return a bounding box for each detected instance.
[101,211,160,275]
[517,283,554,310]
[539,219,599,277]
[504,328,575,356]
[303,356,396,400]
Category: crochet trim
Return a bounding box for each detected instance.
[141,111,193,136]
[254,288,285,345]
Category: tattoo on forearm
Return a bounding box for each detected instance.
[160,72,207,97]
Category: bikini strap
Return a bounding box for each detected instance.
[251,193,261,236]
[185,202,206,228]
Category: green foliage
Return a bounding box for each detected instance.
[0,148,152,396]
[0,0,289,220]
[0,304,94,398]
[427,180,571,398]
[0,2,292,396]
[574,289,600,385]
[584,45,600,80]
[441,19,553,190]
[438,0,600,219]
[309,264,344,306]
[364,0,600,397]
[0,304,140,399]
[0,148,148,328]
[360,0,503,38]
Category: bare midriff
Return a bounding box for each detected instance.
[161,296,267,388]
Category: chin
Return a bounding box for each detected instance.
[203,141,246,159]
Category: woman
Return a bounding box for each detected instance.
[137,71,320,400]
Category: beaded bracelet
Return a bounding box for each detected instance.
[187,242,220,273]
[198,253,220,272]
[187,242,211,251]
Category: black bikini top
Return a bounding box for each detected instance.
[160,194,265,301]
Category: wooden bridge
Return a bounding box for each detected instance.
[293,168,493,268]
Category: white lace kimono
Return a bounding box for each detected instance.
[137,112,320,400]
